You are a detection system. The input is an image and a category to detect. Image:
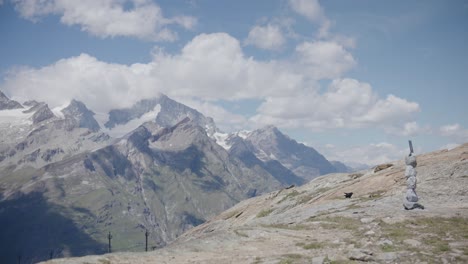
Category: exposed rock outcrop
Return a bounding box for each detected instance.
[0,90,23,110]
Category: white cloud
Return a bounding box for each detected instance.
[1,33,419,133]
[440,143,461,151]
[295,41,356,79]
[151,33,303,100]
[320,142,408,166]
[177,98,248,132]
[289,0,330,37]
[2,53,159,113]
[289,0,325,22]
[439,123,468,143]
[245,24,286,51]
[12,0,196,41]
[250,78,419,130]
[384,121,431,137]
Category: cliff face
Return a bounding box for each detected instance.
[43,143,468,264]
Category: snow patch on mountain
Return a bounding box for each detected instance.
[236,130,251,139]
[213,132,231,150]
[101,104,161,138]
[0,108,34,126]
[51,103,69,119]
[0,108,35,143]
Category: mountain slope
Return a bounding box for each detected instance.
[0,92,351,263]
[46,143,468,264]
[234,126,337,181]
[0,118,301,263]
[0,100,110,169]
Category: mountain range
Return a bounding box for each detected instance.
[42,143,468,264]
[0,91,354,263]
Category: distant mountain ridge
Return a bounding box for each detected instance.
[0,91,348,263]
[0,90,23,110]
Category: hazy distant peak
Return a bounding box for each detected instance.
[0,90,23,110]
[31,103,55,124]
[23,100,40,108]
[62,99,100,132]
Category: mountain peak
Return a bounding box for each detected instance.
[244,125,337,180]
[62,99,100,132]
[105,94,217,137]
[0,90,23,110]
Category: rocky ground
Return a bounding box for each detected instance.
[42,143,468,264]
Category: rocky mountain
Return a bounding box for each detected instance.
[0,117,294,263]
[0,91,348,263]
[62,99,101,132]
[104,94,216,137]
[0,98,110,168]
[226,126,338,181]
[43,143,468,264]
[0,90,23,110]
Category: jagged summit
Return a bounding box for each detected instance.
[29,103,55,124]
[103,94,216,138]
[243,125,337,180]
[106,95,215,130]
[0,90,23,110]
[62,99,100,132]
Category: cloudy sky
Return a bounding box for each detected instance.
[1,0,467,165]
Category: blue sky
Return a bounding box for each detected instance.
[0,0,467,165]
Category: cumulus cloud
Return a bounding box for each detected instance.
[289,0,325,22]
[439,123,468,143]
[384,121,431,137]
[250,78,420,130]
[1,33,419,133]
[320,142,408,166]
[150,33,303,100]
[289,0,330,37]
[2,53,160,113]
[245,24,286,51]
[12,0,196,41]
[295,41,355,79]
[177,98,248,132]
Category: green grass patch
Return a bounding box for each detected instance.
[252,256,262,264]
[423,236,450,253]
[380,244,397,252]
[345,203,363,210]
[296,241,324,250]
[316,216,361,231]
[282,254,303,259]
[262,223,310,230]
[257,208,274,218]
[98,259,111,264]
[278,190,300,204]
[358,190,385,202]
[379,216,468,255]
[234,229,249,237]
[295,187,332,205]
[278,254,303,264]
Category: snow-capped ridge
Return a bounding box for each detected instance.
[61,99,100,132]
[0,90,23,110]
